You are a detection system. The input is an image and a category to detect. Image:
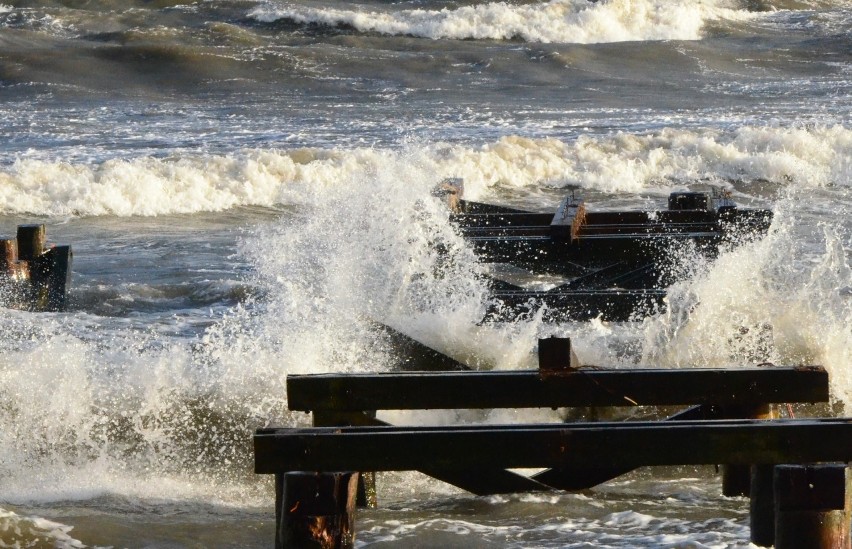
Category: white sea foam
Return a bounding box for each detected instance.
[0,124,849,217]
[249,0,749,44]
[0,507,87,548]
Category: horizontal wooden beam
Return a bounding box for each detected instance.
[313,411,549,495]
[255,418,852,474]
[286,366,828,412]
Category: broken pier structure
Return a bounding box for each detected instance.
[440,180,772,321]
[0,224,73,311]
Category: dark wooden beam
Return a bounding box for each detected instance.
[311,411,549,495]
[286,366,828,412]
[531,404,722,490]
[255,418,852,474]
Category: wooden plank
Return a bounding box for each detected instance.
[255,418,852,474]
[286,366,828,412]
[458,200,535,215]
[312,411,549,495]
[452,213,554,228]
[531,404,721,490]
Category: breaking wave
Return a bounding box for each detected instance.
[248,0,749,44]
[0,124,849,217]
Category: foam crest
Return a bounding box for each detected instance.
[250,0,743,44]
[0,149,393,216]
[439,125,852,199]
[2,125,848,217]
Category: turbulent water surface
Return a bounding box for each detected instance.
[1,0,851,547]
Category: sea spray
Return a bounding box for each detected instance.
[640,185,852,406]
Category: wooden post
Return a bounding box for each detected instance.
[722,403,777,497]
[538,336,580,373]
[550,196,585,243]
[434,178,464,213]
[774,464,852,549]
[16,224,45,261]
[31,245,73,311]
[0,239,16,271]
[750,464,777,547]
[277,472,358,549]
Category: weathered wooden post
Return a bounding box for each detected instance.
[538,336,580,372]
[774,464,852,549]
[750,463,778,547]
[723,404,777,497]
[313,410,379,509]
[32,245,73,311]
[16,224,45,261]
[276,471,359,549]
[0,238,16,271]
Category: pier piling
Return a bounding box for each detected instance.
[774,464,852,549]
[277,471,359,549]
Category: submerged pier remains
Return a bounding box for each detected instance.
[440,179,772,321]
[0,224,73,311]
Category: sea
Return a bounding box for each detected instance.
[0,0,851,547]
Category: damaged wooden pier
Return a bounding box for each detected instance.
[440,180,773,321]
[0,224,72,311]
[254,333,852,548]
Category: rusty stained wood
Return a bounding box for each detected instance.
[550,197,586,243]
[16,224,45,261]
[254,418,852,474]
[277,472,358,549]
[286,366,829,412]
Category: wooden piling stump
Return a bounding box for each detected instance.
[16,224,45,261]
[537,336,580,372]
[277,471,358,549]
[750,464,777,547]
[774,464,852,549]
[31,245,73,311]
[0,238,17,271]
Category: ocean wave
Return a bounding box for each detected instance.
[0,124,848,217]
[248,0,749,44]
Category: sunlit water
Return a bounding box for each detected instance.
[1,0,850,546]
